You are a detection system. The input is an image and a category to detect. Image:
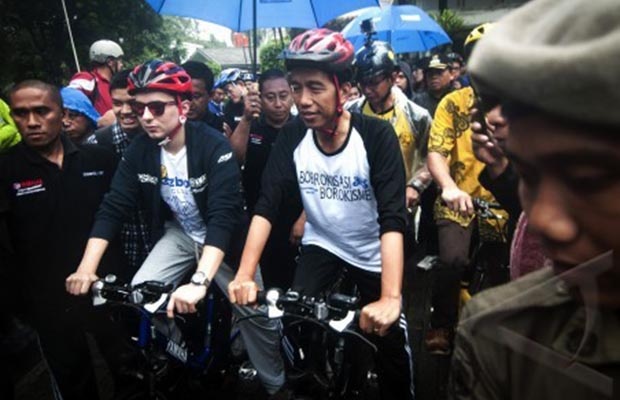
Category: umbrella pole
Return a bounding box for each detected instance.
[61,0,80,72]
[252,0,258,76]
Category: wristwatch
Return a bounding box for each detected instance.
[190,271,210,287]
[407,179,425,194]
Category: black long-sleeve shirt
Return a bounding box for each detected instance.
[91,121,242,253]
[254,113,406,272]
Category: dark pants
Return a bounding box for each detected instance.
[292,245,415,400]
[260,226,298,291]
[33,303,101,400]
[431,219,474,330]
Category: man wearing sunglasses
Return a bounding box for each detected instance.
[66,60,287,398]
[347,40,433,211]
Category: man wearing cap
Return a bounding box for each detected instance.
[413,54,454,117]
[215,68,248,134]
[425,26,509,355]
[449,0,620,399]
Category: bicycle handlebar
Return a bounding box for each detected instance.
[257,289,359,331]
[92,274,173,312]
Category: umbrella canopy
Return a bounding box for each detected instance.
[145,0,379,32]
[342,5,451,54]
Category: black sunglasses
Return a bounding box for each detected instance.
[130,100,177,117]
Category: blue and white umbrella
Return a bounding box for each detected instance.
[145,0,380,74]
[145,0,380,32]
[342,5,452,54]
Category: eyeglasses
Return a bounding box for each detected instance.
[130,101,177,117]
[359,74,389,88]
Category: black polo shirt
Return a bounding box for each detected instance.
[0,134,123,319]
[223,99,245,132]
[242,116,290,214]
[200,109,225,133]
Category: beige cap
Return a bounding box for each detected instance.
[468,0,620,127]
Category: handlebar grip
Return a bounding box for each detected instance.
[256,290,267,305]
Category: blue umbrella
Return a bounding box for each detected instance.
[145,0,380,32]
[342,5,452,54]
[145,0,379,75]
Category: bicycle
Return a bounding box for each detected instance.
[91,275,243,400]
[255,288,379,400]
[460,197,510,303]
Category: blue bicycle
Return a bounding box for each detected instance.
[91,275,245,400]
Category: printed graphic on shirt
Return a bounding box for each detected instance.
[160,147,207,244]
[293,128,381,272]
[13,178,46,197]
[298,171,372,201]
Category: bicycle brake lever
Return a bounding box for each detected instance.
[328,310,356,332]
[265,289,284,318]
[143,293,169,314]
[91,280,107,306]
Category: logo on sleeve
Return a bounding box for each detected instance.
[13,178,45,197]
[217,152,233,164]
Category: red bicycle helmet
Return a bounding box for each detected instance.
[282,28,354,73]
[128,60,192,96]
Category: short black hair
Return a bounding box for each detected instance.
[110,69,133,92]
[181,61,214,92]
[8,80,62,109]
[258,69,286,92]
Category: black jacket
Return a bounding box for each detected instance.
[91,121,241,253]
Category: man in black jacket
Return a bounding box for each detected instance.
[2,80,123,399]
[65,60,286,397]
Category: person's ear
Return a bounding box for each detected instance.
[181,99,191,115]
[339,81,352,104]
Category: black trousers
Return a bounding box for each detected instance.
[431,219,474,330]
[292,245,415,400]
[32,303,101,400]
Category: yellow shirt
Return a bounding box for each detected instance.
[362,101,416,182]
[428,87,506,241]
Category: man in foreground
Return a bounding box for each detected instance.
[450,0,620,398]
[229,28,414,399]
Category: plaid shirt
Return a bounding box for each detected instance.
[87,123,151,271]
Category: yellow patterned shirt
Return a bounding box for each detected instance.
[362,102,416,182]
[428,87,507,241]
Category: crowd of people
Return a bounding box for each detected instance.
[1,0,619,398]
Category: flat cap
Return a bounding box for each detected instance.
[468,0,620,127]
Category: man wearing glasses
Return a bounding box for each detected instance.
[66,60,287,398]
[347,40,433,210]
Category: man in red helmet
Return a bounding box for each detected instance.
[228,29,415,399]
[65,60,287,397]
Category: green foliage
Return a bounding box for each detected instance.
[0,0,189,91]
[430,9,465,38]
[259,40,288,73]
[206,60,222,77]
